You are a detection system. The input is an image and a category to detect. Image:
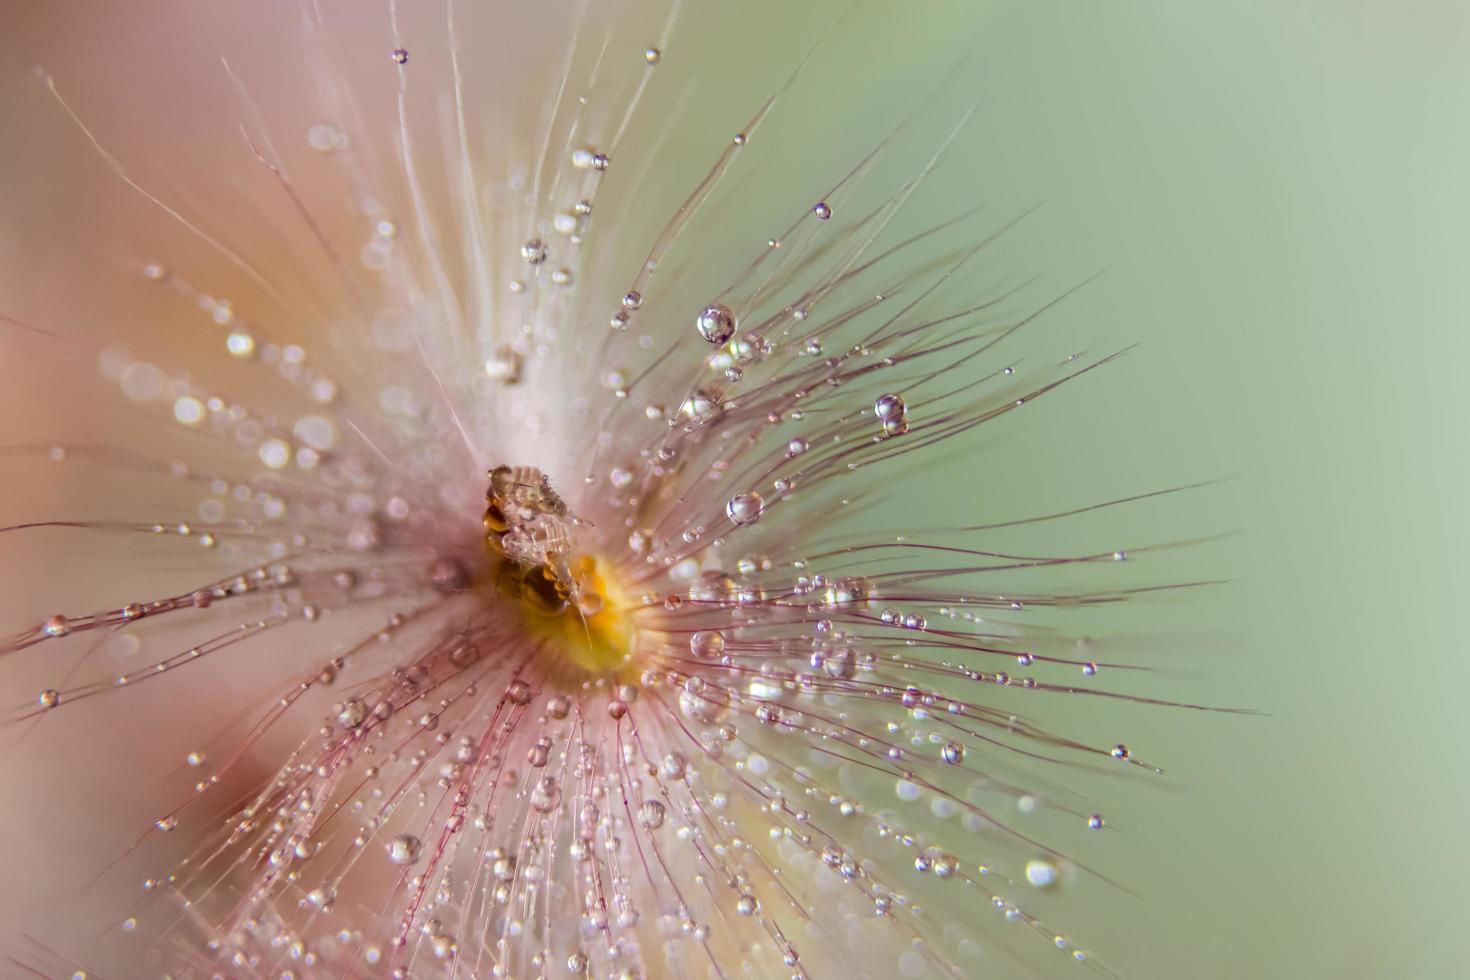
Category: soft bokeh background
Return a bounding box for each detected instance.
[2,1,1467,978]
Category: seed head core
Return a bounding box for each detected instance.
[483,465,634,675]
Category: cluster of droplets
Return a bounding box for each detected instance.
[0,10,1213,980]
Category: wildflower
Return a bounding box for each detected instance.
[2,3,1212,977]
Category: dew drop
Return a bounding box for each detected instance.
[226,331,257,359]
[690,630,726,660]
[1025,857,1059,888]
[390,48,409,65]
[638,799,666,830]
[484,346,523,384]
[386,833,422,864]
[37,689,59,709]
[726,490,764,526]
[695,302,737,345]
[812,201,832,220]
[874,393,906,421]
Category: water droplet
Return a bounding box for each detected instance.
[391,48,409,65]
[940,740,965,764]
[37,689,59,709]
[874,393,906,421]
[337,699,367,728]
[1111,743,1130,760]
[638,799,666,829]
[386,833,422,864]
[484,346,523,384]
[726,490,764,526]
[812,201,832,220]
[690,630,726,660]
[226,331,256,359]
[695,302,737,345]
[1087,813,1105,830]
[521,239,547,264]
[1025,858,1059,887]
[644,47,661,65]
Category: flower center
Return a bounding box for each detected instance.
[482,464,635,676]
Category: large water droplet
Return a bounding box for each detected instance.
[695,303,737,345]
[386,833,421,864]
[726,490,764,526]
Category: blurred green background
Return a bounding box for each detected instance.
[897,3,1470,978]
[633,2,1470,976]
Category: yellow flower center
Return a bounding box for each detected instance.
[483,464,636,678]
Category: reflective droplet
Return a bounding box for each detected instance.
[695,303,737,345]
[940,740,964,764]
[1025,857,1059,888]
[521,239,547,264]
[644,47,661,65]
[726,490,764,526]
[638,799,666,830]
[37,689,59,709]
[391,48,409,65]
[689,630,726,660]
[679,389,722,424]
[386,833,422,864]
[484,346,523,384]
[337,699,367,729]
[812,202,832,220]
[874,393,906,421]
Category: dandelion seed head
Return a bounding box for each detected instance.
[0,3,1215,977]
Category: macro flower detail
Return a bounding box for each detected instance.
[1,4,1218,979]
